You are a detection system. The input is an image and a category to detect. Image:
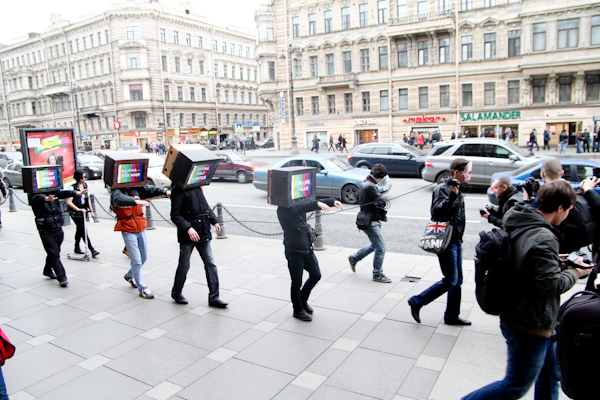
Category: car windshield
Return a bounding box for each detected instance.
[7,152,22,161]
[502,142,530,157]
[228,152,250,162]
[78,155,103,163]
[400,143,427,156]
[323,157,353,172]
[511,161,542,176]
[147,155,165,168]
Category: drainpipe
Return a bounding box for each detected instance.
[157,8,168,144]
[105,14,121,148]
[454,5,460,138]
[40,37,57,127]
[0,62,13,148]
[388,36,393,141]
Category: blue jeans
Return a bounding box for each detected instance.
[351,224,385,277]
[462,323,560,400]
[122,230,148,292]
[577,141,582,153]
[173,241,220,301]
[0,366,7,400]
[559,141,567,154]
[412,241,462,320]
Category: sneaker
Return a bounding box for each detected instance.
[373,274,392,283]
[139,287,154,299]
[124,274,137,288]
[91,250,100,258]
[58,277,68,287]
[348,255,357,273]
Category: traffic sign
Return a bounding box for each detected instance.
[113,121,121,129]
[156,127,163,133]
[235,123,244,133]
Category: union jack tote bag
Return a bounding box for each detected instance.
[418,220,453,254]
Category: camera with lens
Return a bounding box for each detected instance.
[447,178,460,187]
[479,205,495,216]
[516,177,540,198]
[563,250,596,270]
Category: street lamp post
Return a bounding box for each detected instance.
[280,45,301,155]
[71,82,82,149]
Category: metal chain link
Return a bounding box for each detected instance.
[94,197,117,219]
[221,204,283,236]
[150,202,176,227]
[11,190,30,206]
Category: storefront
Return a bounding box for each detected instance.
[400,114,451,142]
[460,111,522,140]
[306,131,328,150]
[353,118,379,145]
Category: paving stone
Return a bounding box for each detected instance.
[341,319,379,342]
[223,328,266,352]
[67,287,134,314]
[448,330,507,370]
[111,295,191,331]
[167,357,221,388]
[311,286,382,314]
[272,385,313,400]
[309,383,379,399]
[361,319,435,359]
[422,333,458,359]
[292,371,327,391]
[277,307,360,342]
[220,293,288,324]
[205,347,237,362]
[429,359,505,400]
[7,304,89,337]
[306,348,351,376]
[396,366,439,400]
[144,381,183,400]
[77,355,111,371]
[20,365,87,398]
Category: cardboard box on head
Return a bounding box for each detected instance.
[268,167,317,207]
[163,145,220,190]
[22,165,64,194]
[104,153,149,189]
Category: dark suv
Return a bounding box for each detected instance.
[347,142,427,177]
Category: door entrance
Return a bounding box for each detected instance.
[357,130,378,144]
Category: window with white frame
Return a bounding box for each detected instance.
[417,0,429,15]
[126,52,140,69]
[359,4,369,27]
[173,31,179,44]
[484,82,495,105]
[484,33,496,59]
[592,16,600,46]
[362,92,370,111]
[379,46,388,70]
[360,49,370,71]
[533,78,546,103]
[508,30,521,57]
[558,19,579,49]
[328,94,336,114]
[345,93,353,112]
[417,41,428,65]
[127,26,140,39]
[461,36,473,61]
[399,88,408,109]
[419,87,428,109]
[439,0,451,11]
[462,84,472,106]
[326,54,334,75]
[484,0,496,7]
[398,43,408,67]
[292,17,300,37]
[296,98,304,116]
[559,76,572,102]
[440,85,450,107]
[508,80,520,104]
[324,11,333,33]
[186,34,191,47]
[378,1,387,24]
[293,58,302,79]
[309,14,317,35]
[439,38,449,63]
[533,23,546,51]
[380,90,389,111]
[461,0,473,11]
[342,7,351,30]
[397,0,407,17]
[342,51,352,73]
[310,56,318,77]
[129,84,143,100]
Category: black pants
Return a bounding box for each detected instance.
[172,241,220,301]
[40,229,66,279]
[285,250,321,312]
[543,140,550,150]
[72,214,94,251]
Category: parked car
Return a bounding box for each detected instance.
[0,152,23,169]
[252,154,392,204]
[85,150,115,160]
[145,153,171,188]
[486,158,600,205]
[256,137,274,149]
[422,138,547,188]
[116,145,142,153]
[347,142,427,177]
[2,161,23,188]
[76,154,104,180]
[214,151,269,183]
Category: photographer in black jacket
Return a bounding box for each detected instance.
[277,198,343,321]
[481,176,523,228]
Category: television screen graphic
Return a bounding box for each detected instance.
[117,163,144,184]
[291,173,312,200]
[36,169,59,189]
[187,164,214,185]
[21,129,77,185]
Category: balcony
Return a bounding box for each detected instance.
[388,10,455,37]
[43,83,71,97]
[316,73,357,91]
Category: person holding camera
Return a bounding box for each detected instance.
[463,180,592,399]
[481,176,523,228]
[408,158,472,326]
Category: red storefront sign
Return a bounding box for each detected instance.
[403,115,447,123]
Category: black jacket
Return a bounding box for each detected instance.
[110,185,168,207]
[31,190,78,232]
[70,182,90,215]
[170,186,218,244]
[431,179,465,243]
[277,198,335,255]
[359,176,387,223]
[488,187,523,228]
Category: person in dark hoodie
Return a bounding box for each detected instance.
[277,198,343,321]
[462,180,591,399]
[481,176,523,228]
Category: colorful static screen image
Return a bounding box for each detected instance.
[187,164,214,185]
[291,173,312,200]
[25,130,76,184]
[117,163,144,184]
[35,169,59,190]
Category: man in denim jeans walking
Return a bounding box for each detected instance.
[408,158,472,325]
[348,164,391,283]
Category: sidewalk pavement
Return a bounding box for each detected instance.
[0,208,584,400]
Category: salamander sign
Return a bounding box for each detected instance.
[461,111,521,121]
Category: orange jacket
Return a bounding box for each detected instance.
[114,205,147,233]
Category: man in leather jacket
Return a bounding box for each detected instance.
[482,176,523,228]
[170,185,227,308]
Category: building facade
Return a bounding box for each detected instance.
[255,0,600,150]
[0,0,269,151]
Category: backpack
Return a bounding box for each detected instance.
[560,195,598,253]
[474,226,535,315]
[555,290,600,399]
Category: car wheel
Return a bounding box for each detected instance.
[341,184,359,204]
[357,163,371,170]
[436,171,451,184]
[4,177,11,188]
[418,166,425,179]
[236,171,248,184]
[147,178,155,186]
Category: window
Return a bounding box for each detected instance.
[558,19,579,49]
[187,59,193,74]
[83,37,88,50]
[233,91,237,103]
[185,33,191,47]
[127,52,140,69]
[508,30,521,57]
[484,33,496,59]
[173,31,179,44]
[397,43,408,67]
[587,75,600,101]
[339,52,352,73]
[134,113,146,128]
[360,49,370,72]
[126,26,140,39]
[461,36,473,61]
[222,42,227,53]
[417,41,428,66]
[213,40,218,51]
[397,0,407,17]
[379,46,388,70]
[508,80,520,104]
[559,76,572,102]
[462,84,473,106]
[130,84,143,100]
[484,0,496,7]
[439,38,449,63]
[268,61,275,81]
[267,21,274,41]
[399,88,408,109]
[592,16,600,46]
[533,78,546,103]
[175,57,180,73]
[325,94,335,114]
[326,54,334,75]
[230,44,235,55]
[177,86,183,101]
[293,58,302,79]
[201,88,206,102]
[440,85,450,107]
[417,0,429,15]
[324,11,333,33]
[199,61,204,74]
[342,7,350,30]
[359,4,369,27]
[380,90,389,111]
[484,82,495,105]
[190,87,195,101]
[418,87,429,109]
[191,113,196,126]
[160,28,165,42]
[232,66,236,79]
[203,113,208,125]
[455,144,482,157]
[378,1,387,24]
[159,55,167,72]
[345,93,353,113]
[198,36,203,48]
[362,92,371,112]
[533,23,546,51]
[164,85,170,101]
[461,0,473,11]
[292,17,300,37]
[224,90,229,103]
[309,14,317,35]
[311,96,319,115]
[296,97,304,116]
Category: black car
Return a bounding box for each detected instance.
[256,137,274,149]
[347,142,427,177]
[77,154,104,180]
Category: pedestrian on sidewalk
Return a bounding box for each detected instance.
[277,198,343,321]
[170,185,227,308]
[559,129,568,154]
[328,135,334,152]
[66,170,99,258]
[543,130,550,150]
[417,133,425,150]
[312,135,320,154]
[408,158,472,326]
[111,185,171,299]
[341,135,348,153]
[348,164,391,283]
[576,130,584,153]
[31,186,88,287]
[583,129,591,152]
[593,129,600,152]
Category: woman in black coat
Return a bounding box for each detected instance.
[66,169,99,257]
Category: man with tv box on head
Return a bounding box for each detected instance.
[166,145,228,308]
[105,154,171,299]
[24,165,87,287]
[272,167,343,321]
